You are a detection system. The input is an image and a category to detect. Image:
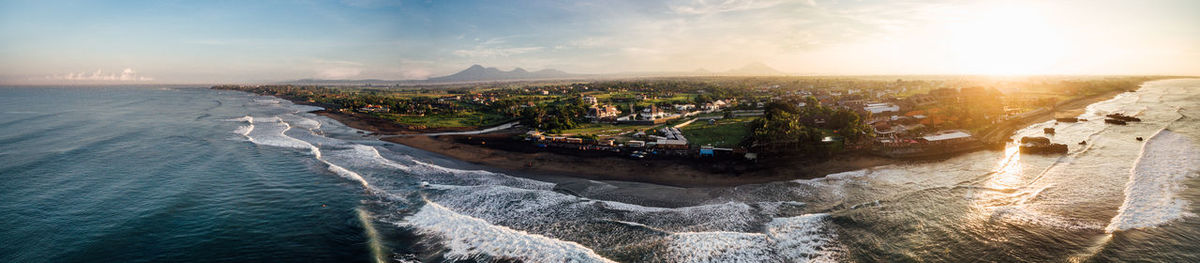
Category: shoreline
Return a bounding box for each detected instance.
[274,88,1129,187]
[382,134,898,187]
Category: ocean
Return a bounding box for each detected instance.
[1,79,1198,262]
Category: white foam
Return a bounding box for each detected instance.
[243,116,320,156]
[405,159,554,190]
[656,214,842,263]
[765,214,843,263]
[991,206,1105,231]
[325,161,370,188]
[233,124,254,136]
[401,202,616,262]
[1105,130,1200,232]
[663,231,774,262]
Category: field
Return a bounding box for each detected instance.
[680,117,755,148]
[377,112,511,128]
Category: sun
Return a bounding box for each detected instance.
[947,4,1066,75]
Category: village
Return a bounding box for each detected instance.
[215,76,1158,162]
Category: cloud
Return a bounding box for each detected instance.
[311,59,365,79]
[315,67,362,79]
[452,46,544,58]
[669,0,788,15]
[51,68,154,81]
[401,68,432,80]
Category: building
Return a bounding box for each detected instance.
[587,104,622,121]
[863,103,901,114]
[640,105,669,120]
[920,130,973,143]
[582,96,598,105]
[656,139,688,149]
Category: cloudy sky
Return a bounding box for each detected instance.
[1,0,1198,84]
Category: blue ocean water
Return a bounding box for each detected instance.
[2,81,1199,262]
[0,87,372,262]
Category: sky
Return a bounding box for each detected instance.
[1,0,1198,84]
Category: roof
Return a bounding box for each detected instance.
[922,130,972,141]
[656,139,687,145]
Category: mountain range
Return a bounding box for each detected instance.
[424,65,581,82]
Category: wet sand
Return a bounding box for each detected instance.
[383,135,896,187]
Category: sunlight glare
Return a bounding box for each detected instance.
[948,4,1067,75]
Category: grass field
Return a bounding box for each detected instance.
[681,117,754,147]
[379,112,511,128]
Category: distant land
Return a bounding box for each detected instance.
[426,65,581,82]
[281,63,789,85]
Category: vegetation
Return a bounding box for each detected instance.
[750,97,869,155]
[214,75,1171,157]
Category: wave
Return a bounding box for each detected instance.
[356,207,388,263]
[232,99,847,261]
[660,214,842,262]
[990,206,1105,231]
[662,231,773,262]
[400,201,616,262]
[765,214,843,262]
[1105,129,1200,232]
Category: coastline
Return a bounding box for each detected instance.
[280,88,1129,187]
[382,134,897,187]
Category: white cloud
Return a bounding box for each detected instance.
[315,67,362,79]
[401,68,432,79]
[51,68,154,81]
[669,0,787,15]
[452,46,544,58]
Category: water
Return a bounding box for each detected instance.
[1,79,1198,262]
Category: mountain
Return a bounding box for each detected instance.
[723,62,787,76]
[425,65,579,82]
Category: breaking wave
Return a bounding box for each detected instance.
[1105,129,1200,232]
[402,201,616,262]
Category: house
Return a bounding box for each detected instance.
[673,104,696,111]
[587,104,622,121]
[640,105,668,120]
[582,96,599,105]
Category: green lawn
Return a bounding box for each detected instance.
[681,117,754,148]
[379,112,510,128]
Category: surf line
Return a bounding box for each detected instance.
[357,207,389,263]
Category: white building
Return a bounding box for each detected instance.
[863,103,900,114]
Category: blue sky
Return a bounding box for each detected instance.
[1,0,1198,84]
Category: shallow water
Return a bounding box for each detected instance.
[1,79,1198,262]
